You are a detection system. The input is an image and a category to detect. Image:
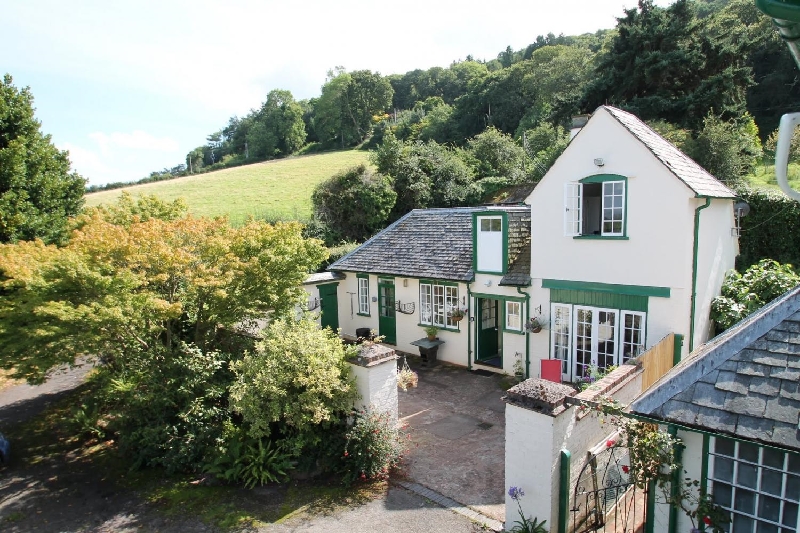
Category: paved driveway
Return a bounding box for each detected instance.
[397,357,507,524]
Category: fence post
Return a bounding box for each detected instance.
[558,450,571,533]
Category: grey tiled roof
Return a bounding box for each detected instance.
[603,106,736,199]
[631,285,800,452]
[303,271,345,285]
[329,206,531,284]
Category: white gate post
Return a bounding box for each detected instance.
[348,344,399,421]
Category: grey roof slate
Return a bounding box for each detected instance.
[631,284,800,452]
[329,206,531,285]
[603,106,736,199]
[303,271,345,285]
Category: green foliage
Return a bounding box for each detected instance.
[204,431,293,488]
[711,259,800,331]
[229,317,358,455]
[734,185,800,270]
[311,164,396,243]
[519,123,571,180]
[687,112,762,185]
[507,487,547,533]
[106,343,238,473]
[71,402,106,440]
[465,127,529,183]
[0,74,86,244]
[341,410,406,485]
[247,89,306,159]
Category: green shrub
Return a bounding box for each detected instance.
[341,410,407,485]
[711,259,800,331]
[735,185,800,271]
[204,430,293,488]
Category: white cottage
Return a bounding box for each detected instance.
[323,205,533,377]
[526,106,738,383]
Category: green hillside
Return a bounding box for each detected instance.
[84,150,370,225]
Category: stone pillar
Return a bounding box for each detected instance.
[504,378,577,531]
[348,344,399,421]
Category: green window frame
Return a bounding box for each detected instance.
[565,174,629,239]
[357,274,370,316]
[503,299,525,334]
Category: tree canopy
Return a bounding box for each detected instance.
[0,74,86,243]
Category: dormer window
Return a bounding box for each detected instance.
[564,175,627,238]
[474,213,507,273]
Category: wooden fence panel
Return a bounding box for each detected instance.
[639,333,675,391]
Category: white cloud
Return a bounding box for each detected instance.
[89,130,179,153]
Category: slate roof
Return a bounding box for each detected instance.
[303,271,345,285]
[631,285,800,452]
[329,206,531,285]
[603,106,736,199]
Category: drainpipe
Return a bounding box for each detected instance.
[467,282,473,370]
[690,197,711,353]
[517,286,531,378]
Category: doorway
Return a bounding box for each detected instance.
[378,278,396,345]
[318,283,339,332]
[476,297,501,367]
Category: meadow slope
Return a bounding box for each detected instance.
[84,150,371,225]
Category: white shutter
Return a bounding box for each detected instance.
[564,182,582,236]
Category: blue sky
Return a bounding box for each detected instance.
[2,0,673,187]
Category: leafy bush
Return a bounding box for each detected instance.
[204,430,293,488]
[735,185,800,271]
[711,259,800,331]
[341,410,407,485]
[229,317,358,456]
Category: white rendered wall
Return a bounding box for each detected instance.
[349,357,399,421]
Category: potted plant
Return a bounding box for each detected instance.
[526,317,547,333]
[423,325,439,341]
[449,308,465,322]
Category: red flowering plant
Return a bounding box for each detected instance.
[581,395,730,533]
[340,409,408,485]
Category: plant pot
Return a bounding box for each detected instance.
[427,334,438,341]
[451,315,463,322]
[531,325,542,333]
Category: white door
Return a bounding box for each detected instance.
[572,306,619,381]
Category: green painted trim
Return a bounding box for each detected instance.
[356,313,371,317]
[334,270,471,285]
[416,322,461,333]
[467,283,473,371]
[543,279,670,298]
[579,173,627,184]
[317,282,339,288]
[419,279,459,287]
[378,275,395,282]
[356,273,369,279]
[573,235,629,240]
[645,479,656,533]
[699,434,710,533]
[668,425,683,533]
[558,450,571,533]
[517,287,531,378]
[690,197,711,352]
[472,211,508,275]
[502,298,526,335]
[673,334,684,366]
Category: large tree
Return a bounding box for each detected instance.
[247,89,306,158]
[0,195,327,382]
[0,74,86,244]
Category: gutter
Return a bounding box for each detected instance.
[690,196,711,352]
[467,282,473,370]
[517,286,531,378]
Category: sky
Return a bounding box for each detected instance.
[2,0,674,187]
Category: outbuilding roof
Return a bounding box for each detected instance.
[329,206,531,286]
[631,285,800,452]
[603,106,736,199]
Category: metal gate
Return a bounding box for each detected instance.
[570,442,648,533]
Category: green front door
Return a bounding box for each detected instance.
[378,279,396,344]
[318,283,339,332]
[477,298,500,365]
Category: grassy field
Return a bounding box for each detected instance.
[747,161,800,191]
[84,150,371,225]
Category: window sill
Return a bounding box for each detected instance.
[573,235,629,240]
[503,328,525,335]
[417,323,461,333]
[356,313,371,317]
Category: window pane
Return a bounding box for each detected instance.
[761,469,783,496]
[782,501,798,527]
[787,475,800,502]
[755,523,778,533]
[716,439,735,457]
[736,489,756,514]
[613,182,623,195]
[420,284,431,324]
[491,218,501,231]
[733,513,754,533]
[758,495,781,522]
[739,442,759,463]
[715,456,735,482]
[763,449,785,470]
[789,454,800,474]
[713,482,733,507]
[481,219,490,231]
[738,463,759,489]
